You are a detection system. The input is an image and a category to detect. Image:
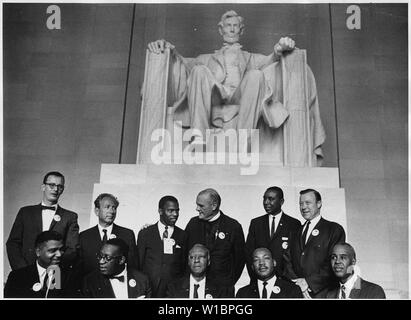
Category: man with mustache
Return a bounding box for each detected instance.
[5,231,80,298]
[137,195,187,297]
[79,193,138,276]
[236,247,302,298]
[245,186,301,280]
[326,243,385,299]
[7,171,79,271]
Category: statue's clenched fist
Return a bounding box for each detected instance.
[147,39,175,54]
[274,37,296,56]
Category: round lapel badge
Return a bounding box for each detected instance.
[312,229,319,236]
[273,286,281,294]
[205,294,213,299]
[53,214,61,222]
[129,279,136,287]
[32,282,42,292]
[282,241,288,249]
[218,232,225,240]
[109,234,117,239]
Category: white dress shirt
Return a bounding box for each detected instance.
[303,214,321,244]
[109,267,128,299]
[339,272,358,299]
[98,223,113,241]
[36,261,48,287]
[41,202,58,231]
[189,275,206,299]
[269,211,283,235]
[157,221,174,240]
[257,275,277,299]
[209,211,221,222]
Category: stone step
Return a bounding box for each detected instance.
[99,163,340,188]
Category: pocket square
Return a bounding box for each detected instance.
[282,237,288,240]
[136,295,146,299]
[176,245,181,249]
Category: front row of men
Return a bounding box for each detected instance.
[5,171,385,299]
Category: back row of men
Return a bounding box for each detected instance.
[4,171,386,299]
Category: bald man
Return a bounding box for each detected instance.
[185,188,245,293]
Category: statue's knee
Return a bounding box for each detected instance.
[190,65,210,79]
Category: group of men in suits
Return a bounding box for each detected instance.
[4,171,385,299]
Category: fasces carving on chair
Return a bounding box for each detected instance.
[140,10,326,167]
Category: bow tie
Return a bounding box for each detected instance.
[41,205,56,211]
[110,275,125,282]
[222,43,242,50]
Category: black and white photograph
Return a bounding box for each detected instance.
[1,0,408,305]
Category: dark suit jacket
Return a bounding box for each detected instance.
[236,277,303,298]
[81,267,151,298]
[284,217,346,297]
[6,204,79,270]
[79,224,138,276]
[326,276,386,299]
[166,274,233,298]
[4,263,81,298]
[137,223,187,297]
[245,212,301,277]
[185,212,246,287]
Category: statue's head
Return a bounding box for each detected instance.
[218,10,244,44]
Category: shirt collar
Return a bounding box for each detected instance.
[208,211,221,222]
[190,274,206,285]
[157,221,174,237]
[270,211,283,219]
[112,267,127,279]
[222,42,243,50]
[98,223,113,234]
[36,260,47,278]
[340,271,358,292]
[307,214,321,228]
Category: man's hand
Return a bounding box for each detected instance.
[274,36,295,56]
[147,39,175,54]
[292,278,310,293]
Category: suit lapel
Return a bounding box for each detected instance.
[100,275,115,298]
[264,215,271,243]
[349,277,362,299]
[305,218,323,248]
[180,276,190,298]
[49,206,63,230]
[33,205,43,235]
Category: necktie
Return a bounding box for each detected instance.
[301,221,311,246]
[111,275,125,282]
[42,272,50,291]
[270,216,275,239]
[341,285,346,299]
[41,206,56,211]
[163,225,168,239]
[102,229,108,243]
[262,281,268,298]
[194,284,200,299]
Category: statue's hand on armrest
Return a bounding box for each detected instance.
[147,39,175,54]
[274,36,296,57]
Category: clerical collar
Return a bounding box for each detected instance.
[208,211,221,222]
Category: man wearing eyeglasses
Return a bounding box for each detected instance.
[82,238,151,298]
[6,171,80,271]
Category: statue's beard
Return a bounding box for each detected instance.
[222,34,240,44]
